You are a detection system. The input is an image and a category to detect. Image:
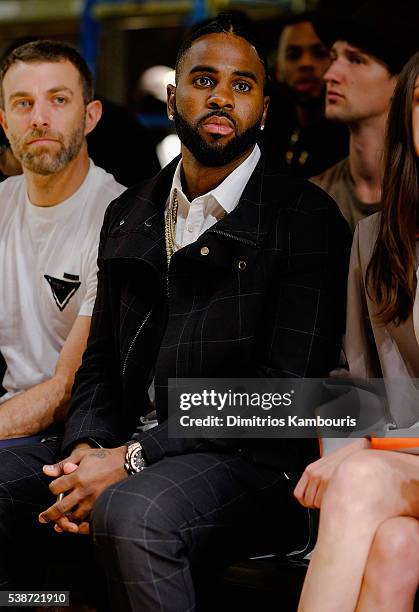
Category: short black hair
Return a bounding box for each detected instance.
[277,12,323,54]
[279,10,318,30]
[175,12,270,92]
[0,40,94,107]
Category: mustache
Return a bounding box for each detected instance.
[197,110,237,129]
[23,128,63,145]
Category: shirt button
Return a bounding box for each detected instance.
[200,246,209,256]
[238,260,246,270]
[119,219,125,226]
[187,225,193,233]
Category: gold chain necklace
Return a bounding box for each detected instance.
[165,187,179,265]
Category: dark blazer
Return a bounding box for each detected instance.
[63,155,351,472]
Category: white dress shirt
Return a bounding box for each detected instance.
[167,144,261,250]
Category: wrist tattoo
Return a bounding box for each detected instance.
[91,449,110,459]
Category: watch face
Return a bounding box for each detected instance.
[131,448,145,472]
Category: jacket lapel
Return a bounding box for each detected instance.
[210,156,279,245]
[102,157,180,273]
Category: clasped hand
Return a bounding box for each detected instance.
[293,437,371,508]
[38,444,127,534]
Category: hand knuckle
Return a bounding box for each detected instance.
[56,501,66,514]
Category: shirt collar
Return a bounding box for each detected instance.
[169,144,261,215]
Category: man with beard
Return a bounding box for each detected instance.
[0,16,350,605]
[0,40,125,441]
[262,13,348,177]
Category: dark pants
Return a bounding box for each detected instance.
[0,437,95,594]
[0,437,59,589]
[92,452,305,612]
[0,440,306,611]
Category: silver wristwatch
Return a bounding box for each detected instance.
[124,441,146,475]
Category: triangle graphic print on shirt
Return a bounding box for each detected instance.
[44,274,81,311]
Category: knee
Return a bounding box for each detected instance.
[91,476,186,583]
[91,476,176,545]
[366,517,419,590]
[322,451,388,519]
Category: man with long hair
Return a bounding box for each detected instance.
[297,51,419,612]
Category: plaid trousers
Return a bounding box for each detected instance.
[0,439,306,611]
[92,451,304,612]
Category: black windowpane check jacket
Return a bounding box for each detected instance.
[62,155,352,473]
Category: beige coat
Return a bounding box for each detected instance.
[345,212,419,430]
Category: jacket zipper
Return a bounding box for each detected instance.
[164,229,256,299]
[208,228,257,247]
[122,308,152,376]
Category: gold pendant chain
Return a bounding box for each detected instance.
[165,187,179,265]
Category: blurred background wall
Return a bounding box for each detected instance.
[0,0,365,175]
[0,1,326,106]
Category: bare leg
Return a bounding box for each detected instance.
[298,450,419,612]
[356,517,419,612]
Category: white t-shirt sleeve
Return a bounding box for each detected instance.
[78,239,99,317]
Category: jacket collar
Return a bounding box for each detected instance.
[102,157,177,272]
[208,156,279,246]
[103,154,281,271]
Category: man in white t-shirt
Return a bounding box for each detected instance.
[0,40,125,441]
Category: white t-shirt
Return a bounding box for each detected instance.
[0,161,125,401]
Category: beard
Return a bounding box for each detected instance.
[9,123,85,175]
[173,108,262,167]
